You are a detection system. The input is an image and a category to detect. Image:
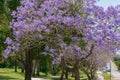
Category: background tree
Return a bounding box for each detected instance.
[80,51,114,80]
[0,0,22,72]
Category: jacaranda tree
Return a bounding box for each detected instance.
[4,0,120,80]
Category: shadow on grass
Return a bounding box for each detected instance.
[0,75,17,80]
[0,72,24,80]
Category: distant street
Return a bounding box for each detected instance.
[97,71,105,80]
[110,61,120,80]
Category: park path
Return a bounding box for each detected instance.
[97,71,105,80]
[110,61,120,80]
[32,78,42,80]
[97,60,120,80]
[14,76,60,80]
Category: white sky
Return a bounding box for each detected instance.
[96,0,120,9]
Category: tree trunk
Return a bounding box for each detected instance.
[60,57,65,80]
[21,65,24,73]
[60,67,65,80]
[65,70,68,79]
[36,60,40,76]
[86,73,91,80]
[32,60,36,76]
[52,64,57,75]
[73,64,80,80]
[25,50,33,80]
[71,72,74,77]
[15,65,17,72]
[89,71,96,80]
[14,60,17,72]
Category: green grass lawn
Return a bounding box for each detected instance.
[102,73,111,80]
[0,68,87,80]
[0,68,24,80]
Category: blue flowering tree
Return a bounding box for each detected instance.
[4,0,120,80]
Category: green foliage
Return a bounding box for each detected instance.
[63,37,72,45]
[40,55,52,75]
[7,0,20,11]
[0,0,20,69]
[0,0,20,13]
[79,40,87,50]
[102,73,111,80]
[0,0,20,51]
[114,60,120,70]
[0,0,4,13]
[0,14,13,66]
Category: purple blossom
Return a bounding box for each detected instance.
[14,31,21,39]
[41,25,47,30]
[60,53,64,57]
[71,37,78,41]
[86,18,95,25]
[115,18,120,25]
[34,20,41,26]
[25,1,34,8]
[38,35,43,39]
[45,46,49,51]
[63,17,74,26]
[45,29,50,33]
[50,49,56,53]
[5,37,12,45]
[4,46,11,58]
[11,11,17,18]
[41,52,48,55]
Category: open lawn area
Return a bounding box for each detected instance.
[102,73,111,80]
[0,68,24,80]
[0,68,87,80]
